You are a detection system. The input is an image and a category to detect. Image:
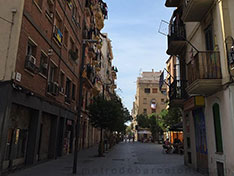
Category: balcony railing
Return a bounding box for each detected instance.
[187,51,222,85]
[169,80,187,100]
[167,23,186,55]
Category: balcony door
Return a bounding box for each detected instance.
[205,24,214,51]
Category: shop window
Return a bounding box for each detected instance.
[4,128,13,160]
[15,129,28,158]
[144,88,150,93]
[39,52,48,76]
[152,88,157,93]
[212,103,223,153]
[188,152,192,164]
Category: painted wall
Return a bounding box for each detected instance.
[0,0,24,81]
[205,87,234,176]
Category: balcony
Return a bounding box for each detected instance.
[182,0,214,22]
[186,51,222,96]
[167,23,186,55]
[169,80,187,107]
[165,0,181,7]
[83,64,96,88]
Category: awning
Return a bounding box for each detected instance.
[138,130,151,134]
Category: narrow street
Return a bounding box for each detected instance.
[9,142,203,176]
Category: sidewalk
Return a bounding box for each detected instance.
[8,142,203,176]
[8,145,101,176]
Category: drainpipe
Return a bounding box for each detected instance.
[1,9,16,81]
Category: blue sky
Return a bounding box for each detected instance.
[102,0,174,112]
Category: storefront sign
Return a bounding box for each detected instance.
[184,96,205,111]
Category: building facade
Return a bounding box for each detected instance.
[0,0,113,173]
[132,70,167,140]
[165,0,234,175]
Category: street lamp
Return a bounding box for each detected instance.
[72,39,100,174]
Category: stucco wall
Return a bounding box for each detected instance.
[205,87,234,176]
[0,0,24,81]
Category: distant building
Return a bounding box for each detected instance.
[132,69,167,141]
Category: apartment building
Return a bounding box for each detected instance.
[165,0,234,175]
[0,0,110,173]
[132,70,167,140]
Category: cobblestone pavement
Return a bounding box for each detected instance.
[8,142,203,176]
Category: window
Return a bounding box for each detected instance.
[212,103,223,153]
[152,109,156,113]
[55,13,62,30]
[26,40,37,57]
[143,98,147,104]
[72,83,76,100]
[161,88,167,95]
[25,40,37,72]
[152,88,157,93]
[54,13,63,44]
[205,24,214,51]
[143,109,147,114]
[60,71,65,93]
[64,28,69,47]
[46,0,54,19]
[48,62,58,82]
[39,52,48,76]
[65,78,71,103]
[161,99,165,104]
[35,0,43,9]
[144,88,150,93]
[69,38,78,61]
[72,3,77,20]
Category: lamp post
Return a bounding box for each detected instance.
[73,39,99,174]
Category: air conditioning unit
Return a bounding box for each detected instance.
[27,55,36,64]
[48,82,59,96]
[25,55,37,73]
